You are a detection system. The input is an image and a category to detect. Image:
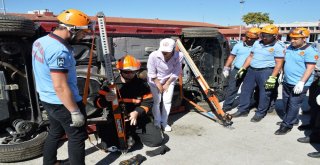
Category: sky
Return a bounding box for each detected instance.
[3,0,320,26]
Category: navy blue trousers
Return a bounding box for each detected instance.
[280,82,309,128]
[238,67,274,117]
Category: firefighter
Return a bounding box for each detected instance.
[32,9,91,165]
[95,55,164,151]
[222,27,261,112]
[275,28,317,135]
[232,24,285,122]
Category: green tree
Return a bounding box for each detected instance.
[242,12,274,27]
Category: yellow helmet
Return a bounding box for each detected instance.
[116,55,141,71]
[57,9,90,29]
[246,27,261,39]
[289,28,310,38]
[261,24,279,35]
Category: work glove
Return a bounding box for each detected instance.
[235,67,246,79]
[293,81,305,94]
[70,109,85,127]
[223,66,230,78]
[265,76,277,90]
[316,95,320,105]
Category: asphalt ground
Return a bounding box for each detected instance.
[1,86,320,165]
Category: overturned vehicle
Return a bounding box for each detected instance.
[0,13,229,162]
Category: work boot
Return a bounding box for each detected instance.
[274,126,291,135]
[298,124,313,131]
[250,115,263,122]
[308,152,320,158]
[231,111,249,118]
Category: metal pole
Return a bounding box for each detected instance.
[239,0,245,41]
[1,0,6,14]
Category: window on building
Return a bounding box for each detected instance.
[310,27,314,31]
[281,27,285,31]
[286,27,290,30]
[309,34,316,42]
[316,27,320,30]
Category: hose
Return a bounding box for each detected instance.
[0,60,26,78]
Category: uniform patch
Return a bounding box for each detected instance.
[269,48,274,53]
[57,57,65,67]
[299,51,305,56]
[315,54,319,60]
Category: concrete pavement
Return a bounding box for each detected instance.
[2,102,319,165]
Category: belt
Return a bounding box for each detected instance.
[249,66,274,71]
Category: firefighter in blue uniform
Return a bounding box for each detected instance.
[232,24,285,122]
[275,28,317,135]
[95,55,163,151]
[32,9,91,165]
[222,27,261,111]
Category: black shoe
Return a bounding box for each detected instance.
[231,111,249,118]
[276,121,298,126]
[250,115,263,122]
[298,124,313,131]
[297,136,310,143]
[274,126,291,135]
[308,152,320,158]
[119,154,147,165]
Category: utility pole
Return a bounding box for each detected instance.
[239,0,245,41]
[1,0,6,14]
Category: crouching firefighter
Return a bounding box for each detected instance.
[95,55,164,152]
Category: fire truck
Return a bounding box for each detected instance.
[0,12,229,162]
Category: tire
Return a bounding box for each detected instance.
[0,14,35,37]
[182,27,220,38]
[0,131,48,163]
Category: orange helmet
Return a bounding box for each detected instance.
[289,28,310,38]
[116,55,141,71]
[246,27,261,39]
[57,9,90,29]
[261,24,279,35]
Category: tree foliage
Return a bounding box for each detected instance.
[242,12,274,27]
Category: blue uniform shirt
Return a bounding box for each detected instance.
[32,33,82,104]
[250,40,285,68]
[284,44,318,86]
[231,41,253,69]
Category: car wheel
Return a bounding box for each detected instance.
[0,131,48,163]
